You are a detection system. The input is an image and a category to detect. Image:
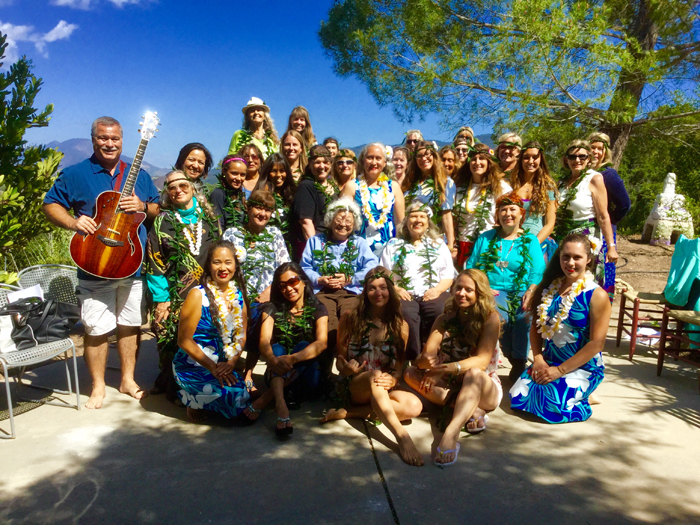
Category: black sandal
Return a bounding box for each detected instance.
[275,417,293,437]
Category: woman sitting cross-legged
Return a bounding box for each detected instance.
[246,263,329,437]
[173,241,251,422]
[321,267,424,466]
[300,197,378,348]
[223,189,290,393]
[404,269,502,468]
[510,233,610,424]
[379,201,455,360]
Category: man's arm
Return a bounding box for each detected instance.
[43,203,97,235]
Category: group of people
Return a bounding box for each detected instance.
[42,99,626,467]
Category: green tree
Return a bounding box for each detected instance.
[0,32,63,283]
[319,0,700,167]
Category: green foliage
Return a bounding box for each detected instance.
[8,228,73,270]
[0,32,63,267]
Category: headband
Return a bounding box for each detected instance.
[469,147,496,158]
[223,157,248,167]
[409,203,434,218]
[247,199,274,211]
[498,141,522,148]
[308,151,332,159]
[365,269,394,284]
[336,149,355,159]
[497,195,525,209]
[166,177,191,186]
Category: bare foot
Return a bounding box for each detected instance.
[435,434,459,465]
[85,385,106,409]
[589,393,602,405]
[119,380,148,400]
[320,408,348,423]
[244,398,264,421]
[187,407,208,422]
[465,408,488,433]
[397,433,424,466]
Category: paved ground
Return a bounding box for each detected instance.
[1,331,700,524]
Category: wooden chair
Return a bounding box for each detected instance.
[616,290,668,359]
[658,307,700,394]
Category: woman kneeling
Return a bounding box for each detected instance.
[404,269,502,468]
[322,267,424,466]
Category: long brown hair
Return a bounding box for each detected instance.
[444,269,498,351]
[510,141,558,217]
[345,266,406,361]
[286,106,316,148]
[402,140,448,203]
[454,143,506,197]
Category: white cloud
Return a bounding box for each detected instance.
[0,0,15,6]
[51,0,93,9]
[108,0,144,6]
[0,20,78,63]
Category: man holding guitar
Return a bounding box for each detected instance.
[43,116,160,409]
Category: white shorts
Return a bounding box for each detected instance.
[77,278,145,336]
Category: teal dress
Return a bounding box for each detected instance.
[466,229,545,361]
[522,191,556,261]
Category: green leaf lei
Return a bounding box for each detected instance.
[218,182,248,228]
[273,304,316,353]
[454,185,491,245]
[473,230,533,324]
[553,170,589,242]
[241,228,276,303]
[348,321,397,368]
[270,192,290,235]
[231,128,276,157]
[405,177,442,219]
[394,239,439,295]
[311,234,359,279]
[304,175,338,213]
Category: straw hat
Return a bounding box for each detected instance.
[241,97,270,114]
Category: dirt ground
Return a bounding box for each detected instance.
[615,234,675,295]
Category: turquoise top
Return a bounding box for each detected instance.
[521,190,555,237]
[466,229,546,293]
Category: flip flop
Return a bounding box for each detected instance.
[275,417,293,437]
[434,443,460,468]
[466,414,489,434]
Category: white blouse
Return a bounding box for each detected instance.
[560,170,598,221]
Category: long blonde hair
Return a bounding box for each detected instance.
[281,130,308,173]
[402,140,448,203]
[454,143,506,197]
[587,132,613,169]
[287,106,316,149]
[444,269,498,351]
[510,141,558,217]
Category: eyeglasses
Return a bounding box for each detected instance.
[278,276,301,289]
[167,182,191,192]
[406,139,418,144]
[243,154,260,161]
[336,160,355,166]
[567,154,589,161]
[455,147,469,154]
[416,151,433,160]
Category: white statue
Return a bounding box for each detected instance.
[642,173,694,245]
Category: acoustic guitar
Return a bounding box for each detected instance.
[70,112,160,279]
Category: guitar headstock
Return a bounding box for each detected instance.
[139,111,160,141]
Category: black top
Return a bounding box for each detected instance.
[290,178,327,251]
[264,301,328,348]
[209,186,247,231]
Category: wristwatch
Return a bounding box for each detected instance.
[143,201,148,213]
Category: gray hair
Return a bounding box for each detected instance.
[396,201,442,242]
[358,142,395,180]
[160,170,220,227]
[160,170,195,210]
[405,129,423,141]
[323,196,362,232]
[91,116,123,138]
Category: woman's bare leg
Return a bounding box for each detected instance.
[270,376,291,431]
[373,389,424,466]
[435,368,500,465]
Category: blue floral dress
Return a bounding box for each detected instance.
[509,280,604,423]
[354,181,396,256]
[172,286,250,418]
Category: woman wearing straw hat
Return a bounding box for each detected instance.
[228,97,279,159]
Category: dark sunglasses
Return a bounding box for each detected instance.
[406,139,418,144]
[278,275,301,289]
[567,154,589,161]
[336,160,355,166]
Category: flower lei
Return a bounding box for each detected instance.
[240,228,276,302]
[206,280,245,360]
[359,174,393,230]
[273,304,316,353]
[175,212,203,255]
[553,170,589,242]
[311,234,359,279]
[536,276,587,341]
[474,230,533,323]
[455,184,491,245]
[394,239,439,295]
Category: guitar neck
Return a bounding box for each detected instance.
[119,138,149,203]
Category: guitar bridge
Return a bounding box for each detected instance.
[97,235,125,247]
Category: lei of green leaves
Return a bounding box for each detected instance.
[348,321,397,369]
[435,313,469,432]
[304,175,338,212]
[312,234,358,278]
[394,240,438,295]
[405,177,442,219]
[553,170,590,242]
[455,186,491,245]
[218,182,248,228]
[273,304,316,353]
[270,192,290,235]
[233,128,276,155]
[474,230,532,324]
[241,228,276,302]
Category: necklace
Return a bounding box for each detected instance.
[496,235,517,269]
[455,184,491,245]
[240,227,276,302]
[174,210,203,255]
[405,177,442,219]
[553,170,589,242]
[206,281,245,360]
[536,276,587,341]
[359,173,392,230]
[348,320,397,371]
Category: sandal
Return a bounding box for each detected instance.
[465,414,488,434]
[244,404,262,421]
[434,443,460,468]
[275,417,293,438]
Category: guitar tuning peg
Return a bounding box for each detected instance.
[154,111,158,114]
[156,128,159,132]
[138,129,141,133]
[139,121,144,125]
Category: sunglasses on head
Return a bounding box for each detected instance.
[567,153,589,161]
[278,275,301,289]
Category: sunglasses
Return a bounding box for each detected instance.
[406,139,418,144]
[278,275,301,289]
[167,182,191,192]
[336,160,355,166]
[567,154,589,161]
[243,154,260,161]
[455,147,470,153]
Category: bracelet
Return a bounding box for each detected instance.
[557,365,566,376]
[454,362,461,374]
[608,243,616,247]
[143,201,148,213]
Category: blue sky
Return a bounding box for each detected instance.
[1,0,491,169]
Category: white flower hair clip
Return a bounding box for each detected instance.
[385,145,393,160]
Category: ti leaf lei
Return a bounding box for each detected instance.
[241,228,276,303]
[232,129,276,157]
[348,321,397,370]
[304,175,338,213]
[311,234,358,279]
[270,192,290,235]
[435,313,470,432]
[219,182,248,228]
[405,177,442,219]
[273,304,316,353]
[394,239,439,295]
[455,185,491,245]
[474,230,533,324]
[553,170,590,242]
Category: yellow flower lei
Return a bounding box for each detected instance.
[359,173,392,230]
[536,276,587,341]
[206,281,245,360]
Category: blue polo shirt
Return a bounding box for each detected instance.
[44,154,160,280]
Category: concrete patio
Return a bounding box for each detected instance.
[1,331,700,524]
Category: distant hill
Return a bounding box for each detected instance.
[48,138,171,180]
